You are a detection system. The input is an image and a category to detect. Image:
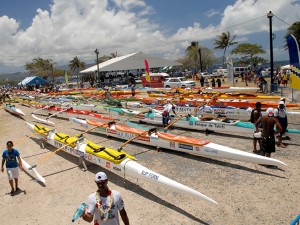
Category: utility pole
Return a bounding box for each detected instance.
[198,47,203,72]
[267,11,274,91]
[94,48,100,85]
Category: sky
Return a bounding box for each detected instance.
[0,0,299,73]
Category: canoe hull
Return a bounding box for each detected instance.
[69,118,286,167]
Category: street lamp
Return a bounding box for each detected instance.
[198,47,203,72]
[94,48,100,84]
[267,11,274,91]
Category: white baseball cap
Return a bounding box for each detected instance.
[279,101,285,105]
[266,107,274,117]
[95,172,108,182]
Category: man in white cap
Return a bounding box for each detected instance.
[274,101,288,147]
[162,102,177,127]
[255,108,282,159]
[82,172,130,225]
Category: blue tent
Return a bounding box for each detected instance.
[18,76,48,86]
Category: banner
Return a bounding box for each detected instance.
[226,57,234,83]
[286,34,300,90]
[144,59,150,82]
[64,70,68,84]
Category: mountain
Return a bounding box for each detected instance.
[0,72,29,82]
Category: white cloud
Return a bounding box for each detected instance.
[205,9,220,18]
[0,0,299,72]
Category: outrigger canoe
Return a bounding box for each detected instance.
[69,118,287,167]
[25,122,217,204]
[105,108,300,137]
[4,103,25,116]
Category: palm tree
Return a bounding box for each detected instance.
[285,21,300,48]
[186,41,200,71]
[69,56,86,85]
[214,31,238,65]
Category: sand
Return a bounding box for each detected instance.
[0,97,300,225]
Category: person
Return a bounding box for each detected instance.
[216,77,221,88]
[251,102,262,153]
[282,72,288,86]
[200,75,204,87]
[255,108,282,159]
[82,172,130,225]
[162,102,176,127]
[129,82,135,97]
[211,77,216,87]
[204,78,209,87]
[108,121,116,130]
[274,101,288,148]
[1,141,23,195]
[105,89,111,99]
[244,72,248,86]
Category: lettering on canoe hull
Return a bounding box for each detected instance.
[178,143,193,150]
[141,170,159,180]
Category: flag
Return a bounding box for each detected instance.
[226,57,234,83]
[64,70,68,84]
[286,34,300,90]
[144,59,150,82]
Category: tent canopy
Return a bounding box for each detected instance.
[18,76,48,86]
[80,51,182,73]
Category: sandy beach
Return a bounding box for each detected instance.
[0,101,300,225]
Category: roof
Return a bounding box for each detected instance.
[80,51,182,73]
[18,76,48,86]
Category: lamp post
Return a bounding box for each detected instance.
[267,11,274,91]
[198,47,203,72]
[94,48,100,84]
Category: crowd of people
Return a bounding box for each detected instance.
[251,98,289,162]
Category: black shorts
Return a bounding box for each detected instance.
[261,136,276,153]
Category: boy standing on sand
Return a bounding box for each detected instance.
[1,141,23,195]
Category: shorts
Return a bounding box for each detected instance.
[162,117,169,126]
[6,167,19,180]
[261,136,275,153]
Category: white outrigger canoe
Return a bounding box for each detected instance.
[4,103,25,116]
[175,105,300,121]
[21,158,46,183]
[69,118,286,167]
[25,122,217,204]
[105,108,300,137]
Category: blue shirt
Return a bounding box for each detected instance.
[2,149,20,168]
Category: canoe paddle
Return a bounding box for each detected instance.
[28,123,107,170]
[118,115,184,151]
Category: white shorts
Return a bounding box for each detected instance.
[6,167,19,180]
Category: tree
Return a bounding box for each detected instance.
[231,43,266,69]
[285,21,300,48]
[25,58,55,80]
[186,42,199,70]
[214,31,238,65]
[69,56,86,84]
[182,43,215,71]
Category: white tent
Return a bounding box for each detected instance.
[80,51,182,73]
[281,65,290,69]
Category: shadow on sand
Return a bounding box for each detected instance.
[28,137,210,225]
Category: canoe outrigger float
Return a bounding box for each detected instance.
[105,108,300,137]
[25,122,217,204]
[21,158,46,183]
[69,118,286,167]
[31,105,114,125]
[4,103,25,116]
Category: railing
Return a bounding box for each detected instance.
[291,214,300,225]
[270,84,299,102]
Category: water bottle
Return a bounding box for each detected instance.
[72,203,86,222]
